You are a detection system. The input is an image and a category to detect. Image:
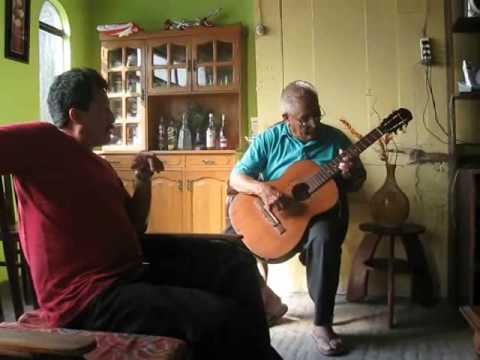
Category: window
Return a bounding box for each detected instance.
[39,0,70,122]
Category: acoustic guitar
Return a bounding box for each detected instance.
[229,108,413,263]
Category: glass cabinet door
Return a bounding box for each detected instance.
[102,42,145,150]
[193,37,237,90]
[149,39,190,93]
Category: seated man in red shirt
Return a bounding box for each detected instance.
[0,68,282,360]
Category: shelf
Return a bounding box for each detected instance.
[452,92,480,100]
[453,17,480,33]
[364,258,411,274]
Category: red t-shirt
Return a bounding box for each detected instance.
[0,122,143,327]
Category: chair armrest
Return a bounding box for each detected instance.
[0,329,96,358]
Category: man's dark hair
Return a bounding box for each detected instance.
[47,68,108,128]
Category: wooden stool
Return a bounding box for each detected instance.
[346,222,434,328]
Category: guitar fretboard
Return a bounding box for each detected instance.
[306,127,384,192]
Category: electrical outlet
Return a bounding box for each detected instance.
[420,37,432,65]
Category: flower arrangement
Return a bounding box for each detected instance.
[339,118,395,165]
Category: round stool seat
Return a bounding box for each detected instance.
[359,223,425,236]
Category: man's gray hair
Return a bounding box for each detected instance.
[280,80,319,116]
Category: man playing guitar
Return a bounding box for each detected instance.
[229,80,367,356]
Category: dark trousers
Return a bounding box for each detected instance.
[68,235,282,360]
[301,207,348,326]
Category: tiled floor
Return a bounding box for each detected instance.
[0,283,475,359]
[271,293,475,359]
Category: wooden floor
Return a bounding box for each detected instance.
[271,293,475,359]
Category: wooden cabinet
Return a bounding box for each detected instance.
[98,25,244,235]
[149,170,184,233]
[100,25,244,153]
[445,0,480,304]
[102,152,236,234]
[454,169,480,305]
[185,170,230,233]
[101,40,146,151]
[146,29,240,94]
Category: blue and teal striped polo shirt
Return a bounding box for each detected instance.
[233,121,352,181]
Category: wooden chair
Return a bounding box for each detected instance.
[0,175,36,320]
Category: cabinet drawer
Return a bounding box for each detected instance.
[186,154,235,169]
[157,154,185,169]
[101,155,134,170]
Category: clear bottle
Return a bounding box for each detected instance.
[158,116,167,150]
[194,129,204,150]
[177,113,192,150]
[218,113,228,149]
[166,118,177,151]
[205,113,216,150]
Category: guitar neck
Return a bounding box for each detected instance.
[308,127,384,189]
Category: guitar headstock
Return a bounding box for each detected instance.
[379,108,413,135]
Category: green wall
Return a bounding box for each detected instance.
[0,0,95,125]
[0,0,257,131]
[92,0,257,128]
[0,0,95,280]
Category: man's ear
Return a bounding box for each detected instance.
[68,107,84,126]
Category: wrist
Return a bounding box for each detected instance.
[253,181,266,196]
[134,170,153,182]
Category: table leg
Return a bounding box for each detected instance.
[346,233,381,302]
[388,234,395,328]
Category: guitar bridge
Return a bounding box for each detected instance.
[255,199,286,235]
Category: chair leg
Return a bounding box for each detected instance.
[3,236,24,319]
[20,251,34,306]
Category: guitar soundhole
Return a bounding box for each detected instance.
[291,183,310,201]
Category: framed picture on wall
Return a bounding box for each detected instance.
[4,0,31,63]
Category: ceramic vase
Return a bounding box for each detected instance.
[370,163,410,227]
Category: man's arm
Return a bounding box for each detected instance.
[229,172,283,208]
[127,153,163,234]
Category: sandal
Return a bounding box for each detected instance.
[311,333,348,356]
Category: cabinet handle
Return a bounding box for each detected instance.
[177,180,183,192]
[192,58,197,71]
[202,159,216,165]
[186,180,193,192]
[109,160,121,165]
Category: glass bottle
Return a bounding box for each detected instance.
[158,116,167,150]
[218,113,228,149]
[194,129,204,150]
[206,113,216,150]
[166,118,177,151]
[177,113,192,150]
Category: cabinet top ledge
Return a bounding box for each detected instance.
[100,23,243,41]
